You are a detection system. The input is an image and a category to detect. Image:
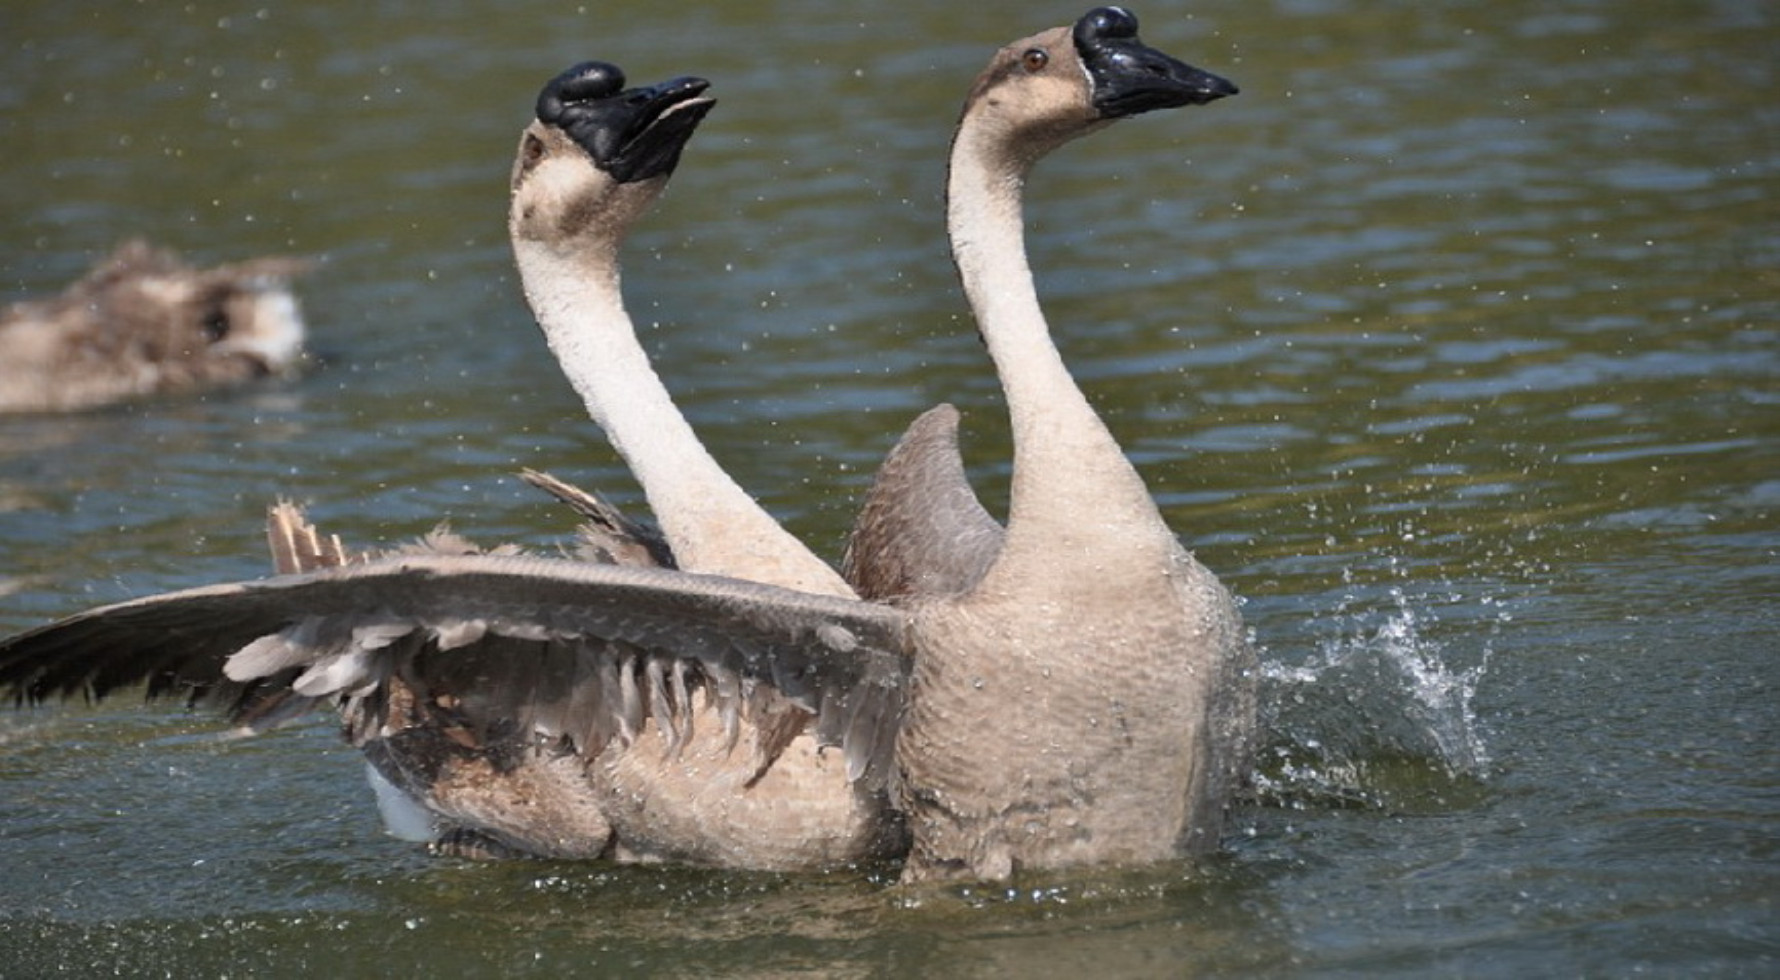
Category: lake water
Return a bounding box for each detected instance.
[1,1,1775,976]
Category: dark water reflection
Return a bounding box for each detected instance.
[2,0,1776,976]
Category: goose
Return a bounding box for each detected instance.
[847,5,1258,880]
[0,240,309,413]
[498,62,899,865]
[0,8,1255,883]
[278,63,900,866]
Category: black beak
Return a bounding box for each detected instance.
[537,62,717,183]
[1073,7,1238,118]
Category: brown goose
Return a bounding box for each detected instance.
[0,9,1255,883]
[278,63,900,866]
[499,62,896,864]
[0,240,308,413]
[847,6,1257,880]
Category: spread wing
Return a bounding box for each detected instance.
[0,554,911,787]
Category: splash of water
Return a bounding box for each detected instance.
[1253,590,1492,810]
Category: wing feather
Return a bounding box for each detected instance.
[0,555,911,789]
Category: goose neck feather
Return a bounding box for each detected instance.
[509,140,853,598]
[947,112,1165,566]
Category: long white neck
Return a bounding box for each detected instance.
[514,237,854,597]
[946,120,1168,562]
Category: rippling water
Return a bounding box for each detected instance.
[2,1,1775,975]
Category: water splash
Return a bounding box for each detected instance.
[1254,590,1492,811]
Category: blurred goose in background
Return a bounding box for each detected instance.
[0,240,309,413]
[1,7,1255,884]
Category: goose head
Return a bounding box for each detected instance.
[184,253,311,376]
[957,6,1236,174]
[508,62,716,254]
[94,243,308,380]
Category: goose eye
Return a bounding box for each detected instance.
[201,309,229,342]
[1022,48,1049,72]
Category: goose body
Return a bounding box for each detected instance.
[0,240,308,413]
[266,502,905,866]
